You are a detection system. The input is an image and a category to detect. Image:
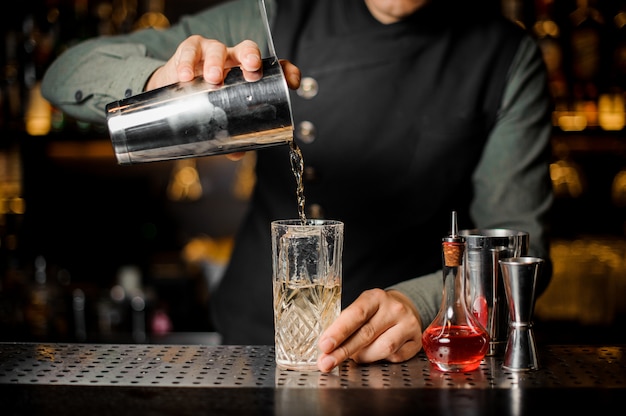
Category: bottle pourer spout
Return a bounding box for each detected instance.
[450,211,458,238]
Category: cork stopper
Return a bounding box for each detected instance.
[443,241,465,267]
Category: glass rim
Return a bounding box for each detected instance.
[271,219,343,227]
[459,228,529,237]
[499,256,544,265]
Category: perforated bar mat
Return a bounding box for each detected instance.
[0,344,624,388]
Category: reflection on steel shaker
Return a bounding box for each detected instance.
[105,57,294,165]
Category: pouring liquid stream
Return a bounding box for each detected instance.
[289,140,307,224]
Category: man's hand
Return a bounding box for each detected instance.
[145,37,301,163]
[145,37,301,91]
[317,289,423,373]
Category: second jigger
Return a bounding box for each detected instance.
[499,257,544,372]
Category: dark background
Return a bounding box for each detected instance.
[1,0,625,344]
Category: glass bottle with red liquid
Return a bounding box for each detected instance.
[422,211,489,372]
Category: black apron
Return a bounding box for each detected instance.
[212,0,523,344]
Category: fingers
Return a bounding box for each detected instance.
[147,37,264,90]
[280,59,302,89]
[318,288,383,350]
[181,38,262,84]
[176,35,214,82]
[349,324,421,364]
[147,37,302,93]
[225,152,246,161]
[317,289,423,373]
[227,40,263,81]
[317,289,387,371]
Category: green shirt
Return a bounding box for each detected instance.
[41,0,554,338]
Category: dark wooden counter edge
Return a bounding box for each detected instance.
[1,383,619,416]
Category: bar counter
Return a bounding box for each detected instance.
[1,342,624,415]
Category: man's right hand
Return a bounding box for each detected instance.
[145,37,300,91]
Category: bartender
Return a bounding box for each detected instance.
[41,0,554,372]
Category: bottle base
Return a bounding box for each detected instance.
[428,360,483,373]
[276,360,320,371]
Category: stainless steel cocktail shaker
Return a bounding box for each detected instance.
[460,228,530,356]
[105,57,293,165]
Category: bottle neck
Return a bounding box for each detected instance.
[441,262,467,315]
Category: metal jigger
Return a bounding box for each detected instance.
[499,257,544,371]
